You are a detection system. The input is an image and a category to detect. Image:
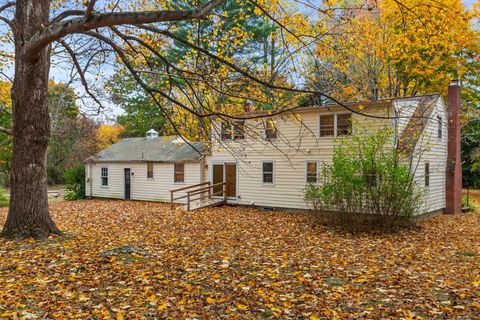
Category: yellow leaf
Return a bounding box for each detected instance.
[206,297,216,303]
[157,303,168,311]
[236,303,248,310]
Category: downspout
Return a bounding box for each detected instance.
[199,154,205,184]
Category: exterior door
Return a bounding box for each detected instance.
[212,162,237,199]
[124,168,131,200]
[225,163,237,198]
[212,164,224,197]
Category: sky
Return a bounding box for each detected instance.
[0,0,478,121]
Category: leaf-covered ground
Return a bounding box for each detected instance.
[0,197,479,319]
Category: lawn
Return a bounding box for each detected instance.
[0,199,479,319]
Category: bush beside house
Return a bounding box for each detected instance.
[305,127,424,230]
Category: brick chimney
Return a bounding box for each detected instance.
[445,80,462,214]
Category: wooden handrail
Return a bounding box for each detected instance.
[171,181,211,193]
[170,181,227,210]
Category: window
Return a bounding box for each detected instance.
[265,120,278,140]
[319,114,335,137]
[221,121,231,140]
[262,161,274,184]
[425,162,430,187]
[221,120,245,140]
[306,161,318,184]
[337,113,353,136]
[437,116,442,139]
[233,120,245,140]
[147,163,154,179]
[174,163,185,183]
[319,113,353,137]
[101,167,108,186]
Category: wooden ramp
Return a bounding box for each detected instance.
[170,181,227,211]
[183,198,226,211]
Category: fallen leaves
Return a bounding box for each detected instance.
[0,198,479,319]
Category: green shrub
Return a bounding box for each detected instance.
[462,194,476,212]
[0,188,8,207]
[304,127,424,230]
[64,165,86,200]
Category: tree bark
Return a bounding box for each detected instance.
[1,0,61,239]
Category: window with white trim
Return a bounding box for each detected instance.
[101,167,108,186]
[306,161,318,184]
[265,120,278,140]
[147,162,154,179]
[319,113,353,137]
[425,162,430,187]
[221,121,231,140]
[319,114,335,137]
[437,116,442,139]
[262,161,274,184]
[220,120,245,140]
[174,163,185,183]
[337,113,353,136]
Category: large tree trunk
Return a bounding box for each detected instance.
[1,0,61,239]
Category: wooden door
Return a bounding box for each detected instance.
[225,163,237,198]
[212,164,224,197]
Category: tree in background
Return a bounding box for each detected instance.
[96,124,124,150]
[0,81,12,186]
[310,0,479,100]
[106,0,303,142]
[1,80,100,187]
[107,72,166,137]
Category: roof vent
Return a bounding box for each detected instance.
[146,129,158,139]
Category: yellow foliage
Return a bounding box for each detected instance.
[96,124,124,150]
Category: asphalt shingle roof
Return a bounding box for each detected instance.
[87,136,205,163]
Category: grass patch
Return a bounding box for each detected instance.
[0,188,8,207]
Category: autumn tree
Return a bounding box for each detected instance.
[310,0,479,100]
[0,0,333,239]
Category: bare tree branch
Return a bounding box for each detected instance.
[25,0,225,61]
[51,10,85,24]
[57,39,105,111]
[85,0,97,18]
[0,1,15,14]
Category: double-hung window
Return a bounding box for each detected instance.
[319,114,335,137]
[337,113,353,136]
[437,116,442,139]
[319,113,353,137]
[101,167,108,186]
[221,121,232,141]
[265,120,278,140]
[425,162,430,187]
[174,163,185,183]
[262,161,274,184]
[221,120,245,140]
[147,163,154,179]
[306,161,318,184]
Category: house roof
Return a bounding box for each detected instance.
[240,93,441,117]
[86,136,205,163]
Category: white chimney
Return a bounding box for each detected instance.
[146,129,158,139]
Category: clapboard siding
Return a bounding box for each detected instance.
[205,106,396,210]
[402,98,448,212]
[86,162,202,203]
[205,100,447,213]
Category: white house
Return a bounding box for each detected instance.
[85,82,463,216]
